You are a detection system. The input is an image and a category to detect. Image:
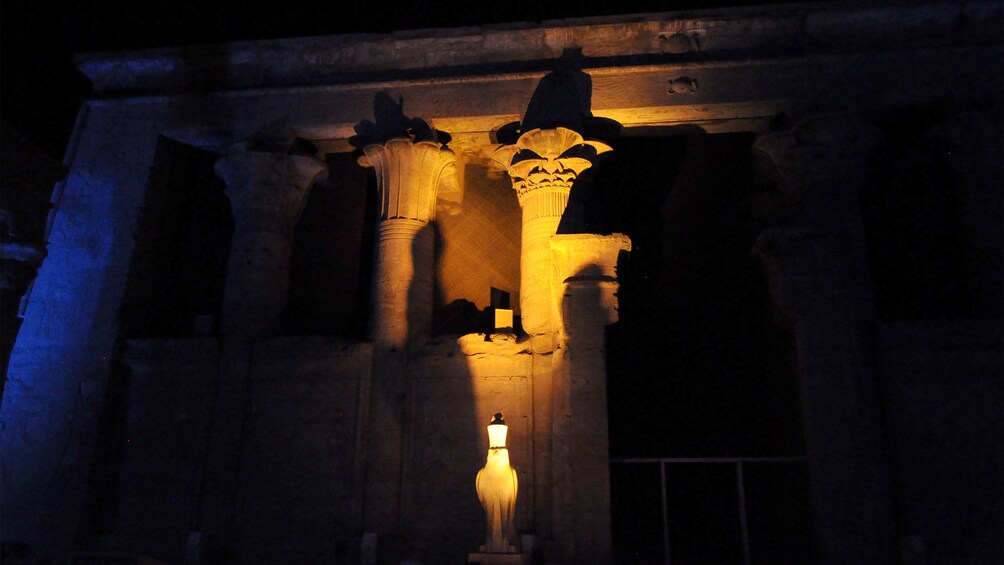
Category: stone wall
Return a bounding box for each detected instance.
[110,339,220,559]
[1,2,1000,563]
[406,336,533,563]
[434,163,521,319]
[90,334,537,564]
[237,338,372,563]
[1,102,168,559]
[877,320,1004,565]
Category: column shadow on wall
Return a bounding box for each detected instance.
[393,221,501,564]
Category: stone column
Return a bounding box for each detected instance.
[549,233,630,564]
[493,128,611,348]
[753,114,895,565]
[214,149,329,339]
[356,136,457,541]
[359,137,457,349]
[201,148,327,550]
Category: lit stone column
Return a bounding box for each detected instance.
[493,128,611,345]
[359,137,457,349]
[357,134,457,538]
[549,233,630,563]
[754,114,895,565]
[214,149,328,339]
[550,234,631,344]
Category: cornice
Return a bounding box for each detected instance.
[75,1,1001,97]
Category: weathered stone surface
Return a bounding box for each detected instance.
[926,105,1004,317]
[551,233,631,341]
[360,136,457,349]
[0,104,167,562]
[2,3,1000,564]
[237,338,372,563]
[107,338,219,560]
[876,319,1003,564]
[434,163,521,316]
[75,3,1000,95]
[494,128,611,340]
[755,226,896,565]
[547,233,630,563]
[367,336,535,563]
[215,149,328,339]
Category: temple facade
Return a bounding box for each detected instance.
[1,2,1001,564]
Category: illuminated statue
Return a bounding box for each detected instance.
[476,413,519,553]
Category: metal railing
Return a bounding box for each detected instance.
[610,456,806,565]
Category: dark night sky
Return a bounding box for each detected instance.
[0,0,828,158]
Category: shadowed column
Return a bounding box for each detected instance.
[550,233,630,564]
[754,114,895,565]
[215,150,329,339]
[201,147,327,552]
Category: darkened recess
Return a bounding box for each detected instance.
[286,152,371,338]
[744,461,814,564]
[118,137,232,338]
[610,462,665,563]
[862,103,972,321]
[664,463,743,564]
[601,133,801,459]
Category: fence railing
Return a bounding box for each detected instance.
[610,456,806,565]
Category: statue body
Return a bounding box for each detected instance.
[476,414,519,553]
[476,447,518,552]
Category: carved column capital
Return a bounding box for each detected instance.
[493,127,612,338]
[358,137,457,223]
[214,150,328,235]
[551,233,631,353]
[214,149,328,340]
[492,127,611,208]
[358,135,456,349]
[755,113,881,192]
[755,113,882,237]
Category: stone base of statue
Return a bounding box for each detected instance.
[467,550,529,565]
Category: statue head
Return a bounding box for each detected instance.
[487,412,508,449]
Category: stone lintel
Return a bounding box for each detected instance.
[302,102,785,156]
[76,2,1000,95]
[148,45,1001,159]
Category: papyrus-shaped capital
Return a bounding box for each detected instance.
[359,138,457,223]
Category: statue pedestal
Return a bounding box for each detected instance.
[467,552,529,565]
